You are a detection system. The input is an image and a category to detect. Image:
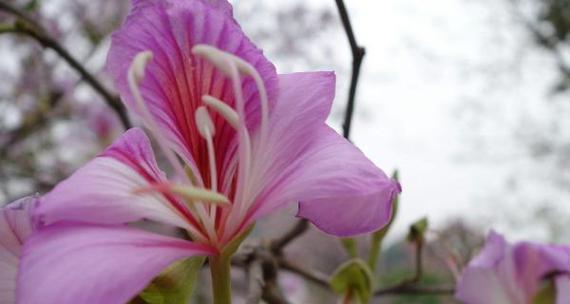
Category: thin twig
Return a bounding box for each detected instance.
[278,256,453,298]
[0,1,131,129]
[245,258,265,304]
[373,239,426,296]
[508,0,570,79]
[374,285,455,297]
[335,0,366,139]
[277,258,330,289]
[270,220,309,254]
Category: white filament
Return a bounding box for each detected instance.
[195,106,220,220]
[128,51,219,243]
[195,106,216,139]
[202,95,239,130]
[192,45,255,241]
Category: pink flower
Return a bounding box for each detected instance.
[456,231,570,304]
[18,0,399,302]
[0,197,38,304]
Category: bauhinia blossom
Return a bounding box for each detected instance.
[456,231,570,304]
[18,0,400,302]
[0,197,38,304]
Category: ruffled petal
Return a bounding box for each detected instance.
[38,128,199,231]
[17,224,214,304]
[0,197,37,304]
[241,72,400,237]
[107,0,277,179]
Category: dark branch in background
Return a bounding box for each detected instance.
[0,89,64,157]
[508,0,570,80]
[277,255,454,298]
[0,1,131,129]
[270,219,309,254]
[335,0,366,139]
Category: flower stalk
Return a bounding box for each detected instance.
[209,254,232,304]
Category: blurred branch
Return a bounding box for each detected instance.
[279,255,454,298]
[277,257,330,288]
[0,89,63,157]
[508,0,570,80]
[335,0,366,139]
[374,285,455,297]
[0,1,131,129]
[270,219,309,254]
[237,247,290,304]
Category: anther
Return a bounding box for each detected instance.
[133,183,230,206]
[192,45,234,77]
[202,95,239,129]
[195,106,215,139]
[129,51,153,83]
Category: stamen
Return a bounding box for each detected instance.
[128,51,191,185]
[202,95,239,129]
[128,51,218,242]
[192,44,261,241]
[192,45,235,77]
[195,106,220,220]
[195,106,216,139]
[133,183,230,206]
[224,54,270,144]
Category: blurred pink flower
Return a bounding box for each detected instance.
[18,0,399,302]
[76,101,120,142]
[0,196,38,304]
[456,231,570,304]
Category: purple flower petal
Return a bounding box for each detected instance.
[556,275,570,304]
[241,72,400,237]
[107,0,277,175]
[0,197,37,304]
[17,223,214,304]
[456,231,570,303]
[38,128,199,231]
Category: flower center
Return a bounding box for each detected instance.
[127,45,271,246]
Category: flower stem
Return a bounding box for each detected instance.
[209,255,232,304]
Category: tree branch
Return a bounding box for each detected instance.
[334,0,366,139]
[270,220,309,254]
[508,0,570,80]
[278,256,454,298]
[0,1,131,129]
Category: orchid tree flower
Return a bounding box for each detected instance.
[19,0,400,303]
[0,197,38,304]
[456,231,570,304]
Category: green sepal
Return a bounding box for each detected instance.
[341,238,359,258]
[131,256,206,304]
[24,0,40,12]
[368,170,400,269]
[330,258,375,304]
[407,217,429,243]
[533,279,556,304]
[221,224,254,257]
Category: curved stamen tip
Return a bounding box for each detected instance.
[202,95,239,129]
[133,183,231,206]
[129,51,154,83]
[195,106,216,139]
[192,44,234,77]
